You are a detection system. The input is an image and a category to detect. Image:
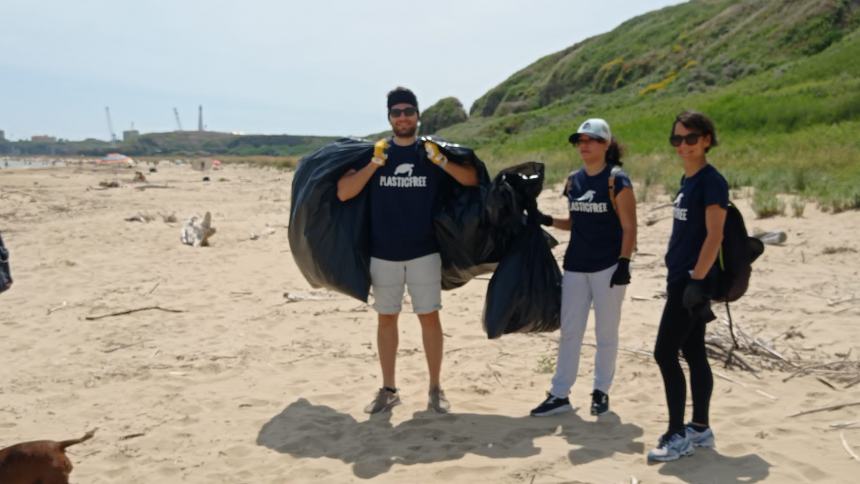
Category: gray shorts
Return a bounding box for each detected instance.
[370,253,442,315]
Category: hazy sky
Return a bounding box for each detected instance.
[0,0,683,141]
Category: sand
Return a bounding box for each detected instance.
[1,161,859,483]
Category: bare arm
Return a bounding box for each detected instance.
[615,187,637,259]
[550,215,571,231]
[336,162,380,202]
[691,204,727,279]
[440,160,478,187]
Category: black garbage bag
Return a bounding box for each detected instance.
[289,136,496,301]
[482,223,561,339]
[289,138,373,302]
[482,161,562,339]
[484,161,546,254]
[425,136,496,289]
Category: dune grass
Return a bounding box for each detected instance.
[442,28,860,211]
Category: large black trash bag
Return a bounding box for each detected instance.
[289,135,496,301]
[289,138,373,302]
[482,161,561,339]
[424,136,497,289]
[484,161,546,253]
[482,223,562,339]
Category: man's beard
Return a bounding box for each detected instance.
[392,124,417,138]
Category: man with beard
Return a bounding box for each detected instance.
[337,86,478,414]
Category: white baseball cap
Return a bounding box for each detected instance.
[568,118,612,144]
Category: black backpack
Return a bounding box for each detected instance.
[712,202,764,303]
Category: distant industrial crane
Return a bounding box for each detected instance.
[173,107,183,131]
[105,106,118,143]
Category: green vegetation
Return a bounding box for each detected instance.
[791,197,807,217]
[0,131,336,159]
[438,0,860,210]
[420,97,468,135]
[752,189,786,218]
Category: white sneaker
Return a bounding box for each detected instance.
[647,432,694,462]
[685,424,715,448]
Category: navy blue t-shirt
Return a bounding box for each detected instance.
[354,140,442,261]
[562,164,632,273]
[665,164,729,283]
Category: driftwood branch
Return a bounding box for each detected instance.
[788,401,860,418]
[841,432,860,461]
[85,306,185,321]
[102,340,149,353]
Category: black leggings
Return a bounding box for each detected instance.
[654,279,713,435]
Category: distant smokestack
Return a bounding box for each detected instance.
[198,105,203,132]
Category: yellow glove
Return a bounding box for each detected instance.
[424,141,449,167]
[371,139,388,166]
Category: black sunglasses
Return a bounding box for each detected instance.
[389,107,418,117]
[669,133,703,147]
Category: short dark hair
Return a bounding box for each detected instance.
[387,86,419,111]
[672,110,718,152]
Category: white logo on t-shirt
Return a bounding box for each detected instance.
[673,193,688,221]
[569,189,607,213]
[576,190,596,202]
[379,163,427,188]
[393,163,414,177]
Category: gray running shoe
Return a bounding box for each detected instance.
[428,387,451,414]
[647,432,694,462]
[685,424,715,448]
[364,387,401,414]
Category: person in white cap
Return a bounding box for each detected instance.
[528,118,638,418]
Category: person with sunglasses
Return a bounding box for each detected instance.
[647,110,728,462]
[336,86,478,415]
[528,118,637,418]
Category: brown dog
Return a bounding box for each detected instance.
[0,429,95,484]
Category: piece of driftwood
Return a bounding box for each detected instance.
[145,282,160,296]
[841,432,860,461]
[85,306,185,321]
[134,184,172,191]
[46,301,68,315]
[845,376,860,389]
[102,340,148,353]
[180,212,215,247]
[816,377,837,390]
[713,371,778,401]
[788,401,860,418]
[830,421,860,430]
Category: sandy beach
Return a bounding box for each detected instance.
[1,161,859,483]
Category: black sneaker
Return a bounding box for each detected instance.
[530,393,571,417]
[590,389,609,415]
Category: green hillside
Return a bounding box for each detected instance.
[443,0,860,212]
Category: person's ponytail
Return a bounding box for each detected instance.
[605,136,624,166]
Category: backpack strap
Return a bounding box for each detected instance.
[563,169,579,197]
[608,165,623,214]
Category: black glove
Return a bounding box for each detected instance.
[609,257,631,287]
[538,212,553,227]
[683,278,716,323]
[524,202,553,226]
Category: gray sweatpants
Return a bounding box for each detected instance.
[550,264,627,398]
